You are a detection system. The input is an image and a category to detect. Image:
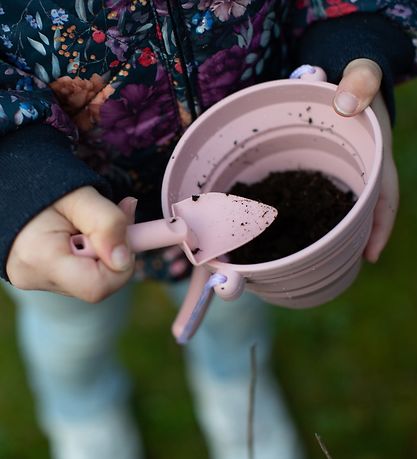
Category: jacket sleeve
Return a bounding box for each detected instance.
[289,1,417,122]
[0,59,110,281]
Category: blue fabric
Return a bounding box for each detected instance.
[8,284,133,423]
[3,280,304,459]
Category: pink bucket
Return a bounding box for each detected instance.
[162,79,382,311]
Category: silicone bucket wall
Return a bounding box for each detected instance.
[162,80,382,308]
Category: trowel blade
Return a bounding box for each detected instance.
[171,192,277,265]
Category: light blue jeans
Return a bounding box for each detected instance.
[3,280,304,459]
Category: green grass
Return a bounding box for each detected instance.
[1,79,417,458]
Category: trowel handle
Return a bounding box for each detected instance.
[70,217,190,257]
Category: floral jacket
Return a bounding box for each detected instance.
[0,0,416,281]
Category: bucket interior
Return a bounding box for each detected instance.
[163,81,380,213]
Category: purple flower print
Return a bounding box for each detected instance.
[386,4,412,19]
[246,0,273,48]
[198,0,251,22]
[45,103,79,140]
[50,8,69,25]
[105,0,131,13]
[6,53,31,71]
[198,0,213,9]
[99,69,178,155]
[1,35,12,48]
[197,2,273,108]
[16,76,33,91]
[105,27,130,61]
[198,45,254,108]
[25,14,39,28]
[152,0,169,16]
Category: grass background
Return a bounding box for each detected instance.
[1,79,417,459]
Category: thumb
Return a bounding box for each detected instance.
[118,196,138,225]
[55,186,134,272]
[334,58,382,116]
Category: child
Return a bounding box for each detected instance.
[1,1,416,458]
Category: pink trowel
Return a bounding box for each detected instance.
[70,192,277,265]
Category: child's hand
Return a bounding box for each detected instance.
[334,58,399,263]
[6,187,136,302]
[364,92,398,263]
[333,58,383,117]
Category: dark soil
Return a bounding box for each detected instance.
[227,170,356,264]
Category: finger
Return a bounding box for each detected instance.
[41,230,134,300]
[51,253,134,302]
[8,217,133,299]
[364,156,399,263]
[6,208,73,289]
[55,186,134,272]
[118,197,137,225]
[363,194,398,263]
[334,58,382,116]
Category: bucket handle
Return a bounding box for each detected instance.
[172,267,245,344]
[290,65,327,82]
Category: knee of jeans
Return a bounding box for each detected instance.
[197,292,269,334]
[186,326,272,374]
[17,292,131,372]
[185,305,273,379]
[19,315,119,380]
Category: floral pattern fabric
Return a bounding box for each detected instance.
[0,0,416,280]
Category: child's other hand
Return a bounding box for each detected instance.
[334,58,398,263]
[364,92,398,263]
[6,187,136,302]
[333,58,382,116]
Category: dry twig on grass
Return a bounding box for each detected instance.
[247,344,257,459]
[315,433,333,459]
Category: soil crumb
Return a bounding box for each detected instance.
[228,170,356,264]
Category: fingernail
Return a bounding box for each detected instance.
[111,244,131,271]
[334,91,359,115]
